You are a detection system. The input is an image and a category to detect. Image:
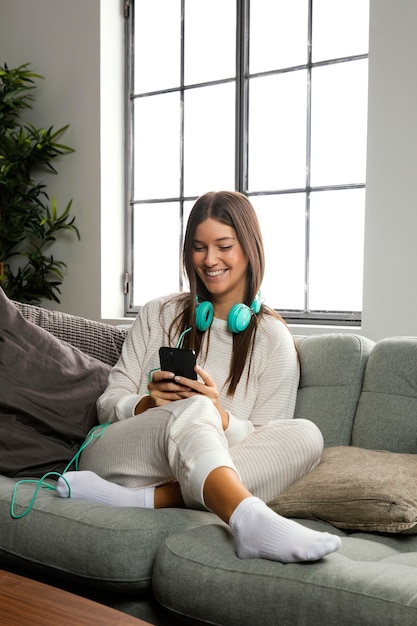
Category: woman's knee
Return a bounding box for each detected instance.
[294,418,324,466]
[170,394,221,425]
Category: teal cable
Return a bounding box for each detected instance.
[10,422,112,519]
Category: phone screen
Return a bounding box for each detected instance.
[159,347,197,380]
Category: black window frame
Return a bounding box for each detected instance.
[124,0,368,325]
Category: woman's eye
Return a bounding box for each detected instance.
[219,246,232,251]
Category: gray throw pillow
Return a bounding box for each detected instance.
[0,288,111,477]
[12,299,127,366]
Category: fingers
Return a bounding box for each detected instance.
[174,365,210,388]
[152,370,175,384]
[173,366,216,399]
[150,366,226,428]
[193,365,214,386]
[148,370,198,405]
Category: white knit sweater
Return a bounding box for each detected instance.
[97,294,300,447]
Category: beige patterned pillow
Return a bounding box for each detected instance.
[13,299,127,366]
[269,446,417,533]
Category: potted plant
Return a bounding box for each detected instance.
[0,63,79,303]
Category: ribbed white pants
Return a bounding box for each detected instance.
[79,395,323,509]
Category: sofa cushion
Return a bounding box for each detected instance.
[153,522,417,626]
[0,474,216,594]
[0,289,111,477]
[294,334,374,446]
[352,337,417,453]
[268,446,417,533]
[12,299,128,366]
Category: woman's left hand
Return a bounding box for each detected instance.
[174,365,229,431]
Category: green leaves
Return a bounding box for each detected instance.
[0,63,41,124]
[0,63,78,303]
[40,197,81,242]
[0,124,74,175]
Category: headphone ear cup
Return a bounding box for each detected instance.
[195,300,214,332]
[227,303,252,334]
[251,291,261,315]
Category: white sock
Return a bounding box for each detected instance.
[229,496,342,563]
[56,470,155,508]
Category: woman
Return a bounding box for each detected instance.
[58,191,341,563]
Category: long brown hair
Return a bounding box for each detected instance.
[167,191,284,395]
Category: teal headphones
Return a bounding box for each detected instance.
[195,292,261,334]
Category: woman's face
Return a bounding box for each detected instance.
[191,218,248,308]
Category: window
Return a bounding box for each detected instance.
[125,0,369,325]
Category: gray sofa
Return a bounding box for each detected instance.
[2,298,417,625]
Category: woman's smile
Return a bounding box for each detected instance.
[205,269,228,278]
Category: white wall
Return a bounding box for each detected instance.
[0,0,125,321]
[1,0,417,340]
[361,0,417,340]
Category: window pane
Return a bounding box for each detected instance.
[255,194,306,310]
[309,189,365,311]
[133,92,180,199]
[128,0,369,321]
[132,203,180,306]
[184,0,236,85]
[312,0,370,62]
[310,59,368,187]
[183,83,235,197]
[250,0,308,73]
[134,0,181,93]
[181,200,196,290]
[183,200,194,229]
[248,72,307,191]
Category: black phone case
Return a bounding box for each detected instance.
[159,347,197,380]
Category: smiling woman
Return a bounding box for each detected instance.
[56,190,341,565]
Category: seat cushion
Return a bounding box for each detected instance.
[153,522,417,626]
[0,474,216,593]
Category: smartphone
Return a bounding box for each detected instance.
[159,347,197,380]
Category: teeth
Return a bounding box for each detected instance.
[206,270,225,277]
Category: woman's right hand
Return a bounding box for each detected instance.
[135,371,192,414]
[147,370,198,407]
[136,367,229,431]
